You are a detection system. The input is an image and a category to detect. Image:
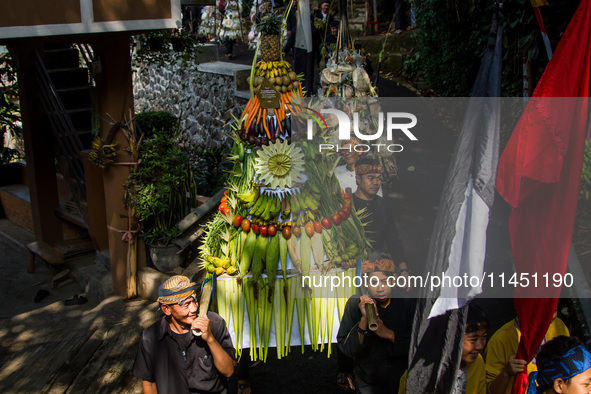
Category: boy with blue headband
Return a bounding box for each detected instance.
[528,336,591,394]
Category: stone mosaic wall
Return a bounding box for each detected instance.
[133,57,247,152]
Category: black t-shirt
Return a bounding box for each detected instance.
[170,329,193,361]
[133,312,235,394]
[352,194,407,264]
[337,294,416,392]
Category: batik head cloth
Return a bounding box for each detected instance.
[361,259,396,275]
[157,275,197,305]
[527,345,591,394]
[355,163,382,176]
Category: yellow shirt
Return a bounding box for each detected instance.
[398,354,486,394]
[483,318,569,394]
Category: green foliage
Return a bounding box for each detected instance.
[415,0,579,97]
[242,0,255,18]
[187,146,230,197]
[135,110,179,140]
[132,29,205,68]
[0,51,22,164]
[414,0,481,96]
[403,52,421,80]
[256,13,283,34]
[126,132,197,246]
[498,0,578,97]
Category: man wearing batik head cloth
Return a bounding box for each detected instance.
[337,252,416,393]
[133,275,235,394]
[527,336,591,394]
[352,157,408,285]
[334,138,382,197]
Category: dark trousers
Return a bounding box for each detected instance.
[224,38,235,55]
[395,0,406,30]
[355,374,397,394]
[294,47,315,96]
[338,347,355,373]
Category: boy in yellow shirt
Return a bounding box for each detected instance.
[484,311,569,394]
[399,303,488,394]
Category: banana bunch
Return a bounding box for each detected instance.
[249,192,282,222]
[204,255,235,276]
[237,186,260,208]
[280,195,291,220]
[250,61,300,95]
[255,60,292,79]
[297,186,321,213]
[289,187,321,222]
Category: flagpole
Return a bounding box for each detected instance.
[532,7,553,60]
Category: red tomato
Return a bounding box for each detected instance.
[343,193,351,200]
[268,224,277,237]
[233,215,243,227]
[292,226,301,237]
[282,226,292,239]
[304,222,315,237]
[340,188,345,195]
[241,219,251,232]
[252,223,260,235]
[342,206,351,217]
[260,225,268,237]
[321,217,332,229]
[331,213,341,226]
[223,207,231,216]
[313,221,322,234]
[343,199,352,209]
[224,190,229,196]
[338,210,347,221]
[221,196,228,204]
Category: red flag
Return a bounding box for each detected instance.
[496,0,591,393]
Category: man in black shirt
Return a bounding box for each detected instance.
[352,158,411,288]
[337,253,415,393]
[133,275,235,393]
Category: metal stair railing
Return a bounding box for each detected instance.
[33,48,86,199]
[76,43,96,85]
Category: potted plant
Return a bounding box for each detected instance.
[145,31,166,52]
[126,129,198,272]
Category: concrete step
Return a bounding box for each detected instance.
[69,255,114,301]
[197,61,251,91]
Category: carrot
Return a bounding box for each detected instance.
[243,109,253,133]
[262,109,271,139]
[244,113,253,134]
[244,98,259,133]
[274,108,283,134]
[278,96,285,122]
[250,100,260,123]
[244,98,253,115]
[243,97,256,119]
[256,106,263,126]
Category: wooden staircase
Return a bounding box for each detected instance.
[43,43,94,148]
